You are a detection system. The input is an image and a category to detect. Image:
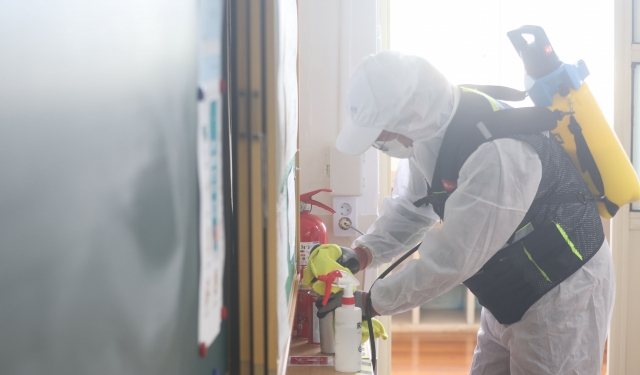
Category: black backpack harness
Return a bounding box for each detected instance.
[413,87,617,220]
[366,87,606,372]
[410,88,605,324]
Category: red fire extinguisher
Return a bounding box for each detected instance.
[296,189,335,339]
[300,188,336,266]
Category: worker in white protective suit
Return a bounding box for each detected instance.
[317,51,616,374]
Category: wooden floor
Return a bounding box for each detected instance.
[392,332,475,375]
[391,332,607,375]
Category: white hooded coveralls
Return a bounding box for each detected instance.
[345,51,615,375]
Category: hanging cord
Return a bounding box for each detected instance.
[367,242,422,373]
[343,221,365,236]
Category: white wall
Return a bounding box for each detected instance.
[298,0,379,246]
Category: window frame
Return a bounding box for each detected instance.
[632,62,640,211]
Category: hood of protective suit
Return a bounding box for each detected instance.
[336,51,460,157]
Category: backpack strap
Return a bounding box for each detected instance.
[413,89,562,220]
[567,115,619,216]
[458,84,528,102]
[461,85,618,217]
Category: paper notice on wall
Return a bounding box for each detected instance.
[197,0,225,350]
[197,84,225,349]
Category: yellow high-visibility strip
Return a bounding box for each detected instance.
[516,222,532,234]
[554,222,583,261]
[460,87,500,111]
[523,245,552,283]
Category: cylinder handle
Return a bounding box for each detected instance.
[300,189,336,214]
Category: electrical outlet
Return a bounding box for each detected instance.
[333,196,358,237]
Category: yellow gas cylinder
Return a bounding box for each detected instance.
[509,25,640,218]
[549,83,640,218]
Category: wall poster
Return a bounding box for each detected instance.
[197,0,225,351]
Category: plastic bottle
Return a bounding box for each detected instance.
[319,270,362,373]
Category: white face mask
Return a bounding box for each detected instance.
[379,138,414,159]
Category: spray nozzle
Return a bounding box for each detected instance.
[507,25,562,79]
[317,270,360,306]
[317,270,342,306]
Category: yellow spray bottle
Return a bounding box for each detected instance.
[508,25,640,218]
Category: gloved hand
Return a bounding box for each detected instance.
[335,246,362,275]
[302,244,372,296]
[316,290,345,319]
[361,318,388,344]
[301,244,351,295]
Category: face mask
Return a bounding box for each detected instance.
[379,138,414,159]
